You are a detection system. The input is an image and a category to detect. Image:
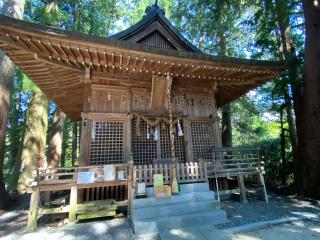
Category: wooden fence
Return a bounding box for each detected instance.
[133,162,208,186]
[207,147,264,178]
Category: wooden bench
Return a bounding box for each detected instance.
[27,164,133,231]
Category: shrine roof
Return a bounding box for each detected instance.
[0,14,287,120]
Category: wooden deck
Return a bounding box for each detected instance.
[26,147,267,231]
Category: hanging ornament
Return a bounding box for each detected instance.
[177,120,183,137]
[154,127,159,141]
[146,124,150,140]
[150,127,154,136]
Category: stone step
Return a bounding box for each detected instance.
[145,182,211,197]
[132,199,220,221]
[133,209,228,237]
[132,191,216,209]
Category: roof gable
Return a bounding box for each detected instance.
[109,4,200,53]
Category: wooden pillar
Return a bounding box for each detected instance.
[127,159,133,218]
[211,83,222,147]
[79,83,91,166]
[183,118,194,162]
[69,185,78,222]
[27,187,40,231]
[125,115,132,163]
[237,173,248,203]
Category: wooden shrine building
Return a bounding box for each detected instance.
[0,4,285,167]
[0,3,286,234]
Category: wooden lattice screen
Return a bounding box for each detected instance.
[191,121,216,161]
[137,31,176,49]
[89,121,124,165]
[159,120,186,163]
[132,117,186,165]
[132,118,157,165]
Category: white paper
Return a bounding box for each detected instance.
[77,172,95,184]
[117,170,126,180]
[177,120,183,137]
[154,127,159,141]
[137,182,146,195]
[104,165,116,181]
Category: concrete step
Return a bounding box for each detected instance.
[132,191,216,209]
[145,182,211,197]
[133,209,228,236]
[132,199,220,221]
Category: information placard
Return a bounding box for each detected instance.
[77,172,95,184]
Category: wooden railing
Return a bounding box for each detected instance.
[34,164,128,184]
[207,147,264,178]
[133,162,208,186]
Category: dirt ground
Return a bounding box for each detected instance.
[0,192,319,240]
[231,220,320,240]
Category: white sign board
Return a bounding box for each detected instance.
[117,170,126,180]
[77,172,95,184]
[137,182,146,195]
[104,165,116,181]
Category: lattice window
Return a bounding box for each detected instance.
[132,117,186,165]
[159,120,186,163]
[137,31,177,49]
[191,121,216,161]
[132,117,157,165]
[89,121,124,165]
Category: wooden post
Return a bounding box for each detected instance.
[258,173,268,203]
[184,118,194,162]
[69,185,78,222]
[79,83,91,166]
[211,83,222,147]
[27,187,40,231]
[237,173,248,203]
[125,115,132,163]
[127,158,133,218]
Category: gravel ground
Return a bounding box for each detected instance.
[216,193,320,229]
[1,193,320,240]
[231,220,320,240]
[1,218,134,240]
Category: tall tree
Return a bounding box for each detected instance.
[253,0,305,188]
[0,0,25,209]
[300,0,320,198]
[14,91,49,193]
[47,108,66,168]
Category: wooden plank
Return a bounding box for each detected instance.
[143,164,148,184]
[149,164,153,185]
[76,199,116,212]
[39,205,70,215]
[77,210,116,220]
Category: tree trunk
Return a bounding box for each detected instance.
[218,29,233,147]
[61,120,70,167]
[47,108,66,168]
[300,1,320,199]
[0,0,25,209]
[280,105,287,185]
[275,0,302,190]
[221,104,233,147]
[72,122,78,166]
[14,92,49,193]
